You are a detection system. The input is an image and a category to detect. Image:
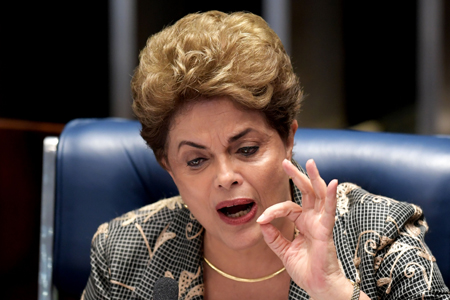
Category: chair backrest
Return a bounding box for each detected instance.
[39,117,450,299]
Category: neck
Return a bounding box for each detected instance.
[202,220,294,279]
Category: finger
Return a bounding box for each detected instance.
[282,159,315,210]
[256,201,302,224]
[259,223,291,261]
[305,159,328,213]
[322,179,338,229]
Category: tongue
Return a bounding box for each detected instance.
[223,204,250,214]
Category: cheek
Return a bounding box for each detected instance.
[173,172,213,207]
[250,149,290,204]
[255,164,287,191]
[176,179,202,200]
[176,179,216,230]
[258,145,288,176]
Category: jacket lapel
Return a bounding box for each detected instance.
[134,207,204,299]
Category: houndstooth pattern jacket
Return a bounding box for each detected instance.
[82,166,450,300]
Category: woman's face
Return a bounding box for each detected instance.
[165,97,297,251]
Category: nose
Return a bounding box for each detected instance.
[214,158,242,190]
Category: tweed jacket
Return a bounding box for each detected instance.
[82,180,450,300]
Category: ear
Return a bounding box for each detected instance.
[286,120,298,161]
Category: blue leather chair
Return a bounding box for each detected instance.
[38,118,450,300]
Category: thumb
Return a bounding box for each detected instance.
[259,223,291,261]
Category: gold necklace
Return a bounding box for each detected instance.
[203,257,286,283]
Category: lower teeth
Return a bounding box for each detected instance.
[226,206,251,218]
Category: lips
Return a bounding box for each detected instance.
[216,199,257,225]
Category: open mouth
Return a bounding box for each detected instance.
[218,202,255,218]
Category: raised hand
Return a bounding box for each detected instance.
[257,159,356,300]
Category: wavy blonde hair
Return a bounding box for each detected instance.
[131,10,303,167]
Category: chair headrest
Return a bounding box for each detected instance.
[53,118,178,295]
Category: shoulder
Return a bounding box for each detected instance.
[90,195,185,248]
[335,182,428,251]
[85,196,196,298]
[336,182,422,230]
[333,183,450,299]
[333,182,428,274]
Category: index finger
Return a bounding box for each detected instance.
[256,201,303,224]
[282,159,315,210]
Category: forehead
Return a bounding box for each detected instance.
[168,97,270,142]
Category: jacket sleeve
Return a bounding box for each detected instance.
[81,222,111,300]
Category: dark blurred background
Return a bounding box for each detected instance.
[1,1,449,299]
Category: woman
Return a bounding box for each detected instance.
[82,10,449,300]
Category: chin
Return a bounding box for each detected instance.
[221,226,265,251]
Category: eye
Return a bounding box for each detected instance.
[237,146,259,156]
[187,157,206,167]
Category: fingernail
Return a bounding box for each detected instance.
[256,213,267,223]
[283,159,293,169]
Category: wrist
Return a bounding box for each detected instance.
[310,275,356,300]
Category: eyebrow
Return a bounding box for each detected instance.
[177,128,254,151]
[178,141,206,151]
[228,128,253,143]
